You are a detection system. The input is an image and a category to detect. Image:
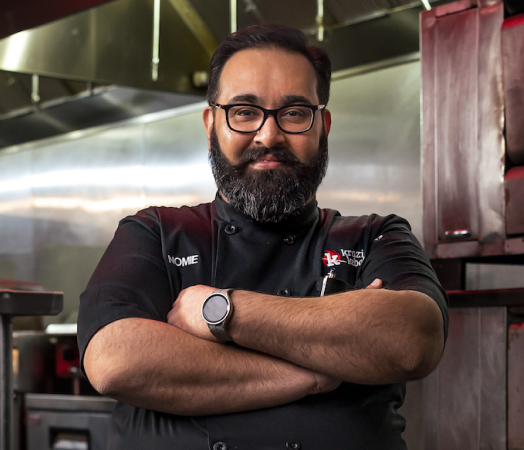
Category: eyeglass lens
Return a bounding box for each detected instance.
[227,106,313,133]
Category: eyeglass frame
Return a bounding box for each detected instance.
[209,102,326,134]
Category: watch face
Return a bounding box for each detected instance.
[203,294,228,323]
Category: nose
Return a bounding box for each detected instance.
[254,114,286,148]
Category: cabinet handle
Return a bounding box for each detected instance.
[444,229,472,239]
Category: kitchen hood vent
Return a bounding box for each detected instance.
[0,0,457,150]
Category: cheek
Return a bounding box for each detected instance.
[216,127,253,159]
[291,136,320,160]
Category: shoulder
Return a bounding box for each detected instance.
[119,201,216,233]
[321,209,412,237]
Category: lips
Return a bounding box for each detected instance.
[250,154,283,169]
[255,154,279,163]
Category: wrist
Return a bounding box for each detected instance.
[202,289,235,343]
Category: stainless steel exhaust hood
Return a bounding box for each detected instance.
[0,0,455,150]
[0,0,211,94]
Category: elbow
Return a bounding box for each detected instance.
[400,331,444,381]
[84,337,131,398]
[84,354,127,397]
[401,293,446,381]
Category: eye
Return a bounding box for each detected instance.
[279,106,310,123]
[229,106,262,121]
[283,108,305,117]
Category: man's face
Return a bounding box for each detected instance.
[203,48,332,222]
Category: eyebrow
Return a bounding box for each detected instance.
[228,94,260,104]
[227,93,316,106]
[281,95,315,105]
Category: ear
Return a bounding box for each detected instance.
[323,109,332,136]
[203,106,214,151]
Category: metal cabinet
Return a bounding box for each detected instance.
[25,394,116,450]
[421,0,506,259]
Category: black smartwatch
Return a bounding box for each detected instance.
[201,289,234,343]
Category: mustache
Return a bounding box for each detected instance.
[233,146,305,171]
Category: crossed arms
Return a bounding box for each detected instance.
[83,281,444,416]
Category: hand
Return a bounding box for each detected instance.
[365,278,383,289]
[312,371,343,394]
[167,284,218,342]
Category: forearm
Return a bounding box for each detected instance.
[84,317,336,416]
[228,289,444,384]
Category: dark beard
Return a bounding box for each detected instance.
[209,127,328,223]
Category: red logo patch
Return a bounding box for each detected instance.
[323,250,341,267]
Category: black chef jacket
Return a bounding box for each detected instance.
[78,195,448,450]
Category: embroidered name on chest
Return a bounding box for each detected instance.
[322,249,365,267]
[168,254,199,267]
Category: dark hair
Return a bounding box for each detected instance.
[207,24,331,106]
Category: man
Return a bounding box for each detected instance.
[78,24,448,450]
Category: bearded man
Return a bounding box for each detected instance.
[78,24,448,450]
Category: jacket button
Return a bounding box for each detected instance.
[286,441,301,449]
[213,442,227,450]
[283,234,296,245]
[277,289,291,297]
[224,224,237,235]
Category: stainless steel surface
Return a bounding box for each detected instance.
[505,168,524,235]
[421,1,505,259]
[420,10,437,259]
[26,394,116,450]
[424,307,507,450]
[151,0,161,82]
[0,291,63,316]
[0,0,210,93]
[435,0,476,15]
[230,0,237,33]
[502,14,524,165]
[12,332,54,393]
[166,0,217,57]
[0,61,424,326]
[476,1,506,255]
[435,8,479,245]
[444,229,472,239]
[25,394,116,412]
[466,264,524,290]
[506,238,524,255]
[0,0,436,149]
[318,61,424,238]
[0,0,208,149]
[0,85,203,149]
[317,0,325,42]
[508,323,524,450]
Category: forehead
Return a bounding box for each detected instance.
[217,48,319,105]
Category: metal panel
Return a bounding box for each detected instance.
[435,8,479,245]
[502,14,524,165]
[0,0,210,93]
[420,10,437,258]
[25,394,116,413]
[505,167,524,235]
[317,61,424,239]
[476,2,505,254]
[508,323,524,450]
[26,410,113,450]
[143,109,216,208]
[0,0,113,40]
[421,1,505,258]
[435,0,477,16]
[423,307,507,450]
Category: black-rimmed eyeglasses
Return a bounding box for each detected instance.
[209,102,325,134]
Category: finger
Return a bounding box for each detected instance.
[365,278,383,289]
